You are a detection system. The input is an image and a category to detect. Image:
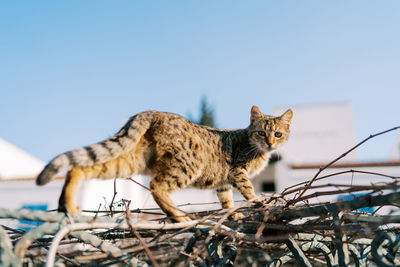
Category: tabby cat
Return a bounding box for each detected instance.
[37,106,292,222]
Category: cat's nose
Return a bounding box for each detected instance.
[266,140,272,148]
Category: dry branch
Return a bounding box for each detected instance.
[292,125,400,204]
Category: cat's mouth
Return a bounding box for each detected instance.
[250,140,276,154]
[254,143,276,153]
[265,143,277,152]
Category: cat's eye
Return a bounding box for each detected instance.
[257,131,266,137]
[274,132,282,138]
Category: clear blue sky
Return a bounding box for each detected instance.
[1,1,399,162]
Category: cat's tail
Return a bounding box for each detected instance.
[36,111,155,185]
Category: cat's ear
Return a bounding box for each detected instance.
[280,109,293,125]
[251,105,263,122]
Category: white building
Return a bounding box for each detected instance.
[391,133,400,161]
[0,138,44,180]
[0,138,55,212]
[274,102,358,165]
[0,138,58,228]
[262,102,359,193]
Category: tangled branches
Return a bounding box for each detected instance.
[2,179,400,266]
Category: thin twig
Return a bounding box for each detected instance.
[109,178,118,216]
[284,182,399,203]
[290,125,400,204]
[124,199,160,267]
[282,169,399,196]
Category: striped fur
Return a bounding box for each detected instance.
[36,112,153,185]
[36,106,292,222]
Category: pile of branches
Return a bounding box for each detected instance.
[2,186,400,266]
[1,127,400,266]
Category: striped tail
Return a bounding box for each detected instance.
[36,111,154,185]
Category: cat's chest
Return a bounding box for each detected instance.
[246,155,269,178]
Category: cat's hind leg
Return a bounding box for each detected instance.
[58,167,86,216]
[150,176,191,222]
[58,156,133,216]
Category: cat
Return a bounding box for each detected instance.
[36,106,292,222]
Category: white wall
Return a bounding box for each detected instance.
[391,133,400,160]
[0,179,63,210]
[0,179,63,228]
[275,103,358,165]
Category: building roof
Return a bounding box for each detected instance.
[0,138,44,180]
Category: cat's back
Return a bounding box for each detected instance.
[146,111,224,161]
[149,111,217,139]
[144,111,231,185]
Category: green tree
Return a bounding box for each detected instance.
[188,96,216,127]
[198,96,216,127]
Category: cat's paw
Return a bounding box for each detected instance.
[229,212,245,220]
[174,216,192,223]
[67,204,81,217]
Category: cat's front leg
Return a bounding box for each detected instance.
[216,186,234,209]
[229,168,262,206]
[216,186,245,220]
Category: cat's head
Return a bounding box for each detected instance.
[248,105,293,153]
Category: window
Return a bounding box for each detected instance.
[262,182,275,192]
